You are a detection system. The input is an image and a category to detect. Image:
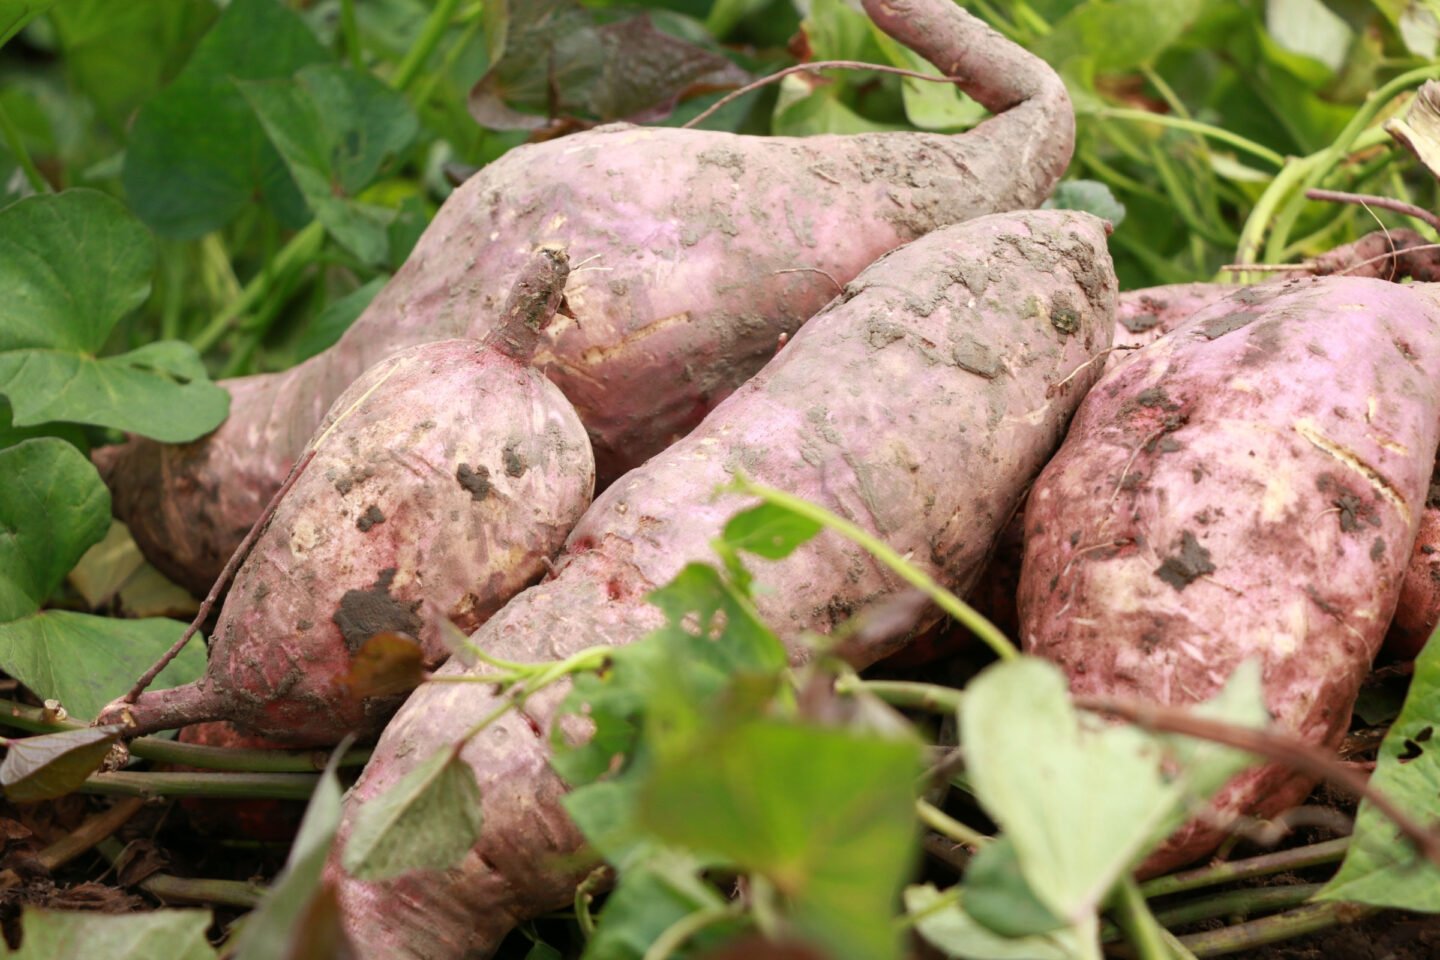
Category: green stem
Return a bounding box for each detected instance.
[218,260,309,377]
[843,678,964,714]
[96,838,266,908]
[1234,126,1391,267]
[642,904,741,960]
[1139,838,1349,898]
[966,0,1024,42]
[748,875,783,941]
[915,799,990,848]
[1097,109,1284,168]
[0,697,370,772]
[339,0,363,70]
[1262,65,1440,263]
[1114,876,1172,960]
[574,865,609,941]
[730,476,1018,661]
[390,0,463,94]
[410,3,487,108]
[1154,884,1321,931]
[191,220,326,354]
[1140,65,1190,121]
[1176,902,1376,957]
[81,771,318,800]
[0,100,49,193]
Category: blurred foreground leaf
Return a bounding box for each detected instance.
[1319,632,1440,911]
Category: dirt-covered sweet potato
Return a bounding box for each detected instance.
[101,253,594,745]
[1018,276,1440,874]
[97,0,1075,596]
[323,209,1117,959]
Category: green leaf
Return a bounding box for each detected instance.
[1036,0,1201,73]
[960,657,1264,935]
[49,0,218,132]
[0,342,230,443]
[2,908,216,959]
[0,439,110,623]
[233,745,351,960]
[720,502,822,561]
[0,191,228,441]
[0,190,152,353]
[1318,631,1440,911]
[341,745,483,881]
[905,884,1084,960]
[871,29,986,132]
[551,665,646,789]
[581,853,732,960]
[239,64,419,264]
[1,725,121,802]
[0,612,204,721]
[961,838,1066,938]
[772,75,904,136]
[705,0,772,38]
[293,276,387,360]
[1045,180,1127,227]
[1264,0,1352,75]
[640,719,922,960]
[557,559,790,866]
[122,0,328,237]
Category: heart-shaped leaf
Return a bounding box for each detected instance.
[960,657,1264,941]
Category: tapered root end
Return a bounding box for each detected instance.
[97,682,224,737]
[861,0,1075,195]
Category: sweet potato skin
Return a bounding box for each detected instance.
[110,338,594,744]
[98,0,1074,596]
[324,210,1118,959]
[1018,277,1440,873]
[1112,282,1236,352]
[1386,500,1440,658]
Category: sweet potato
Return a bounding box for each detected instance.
[1385,496,1440,659]
[323,209,1118,959]
[1017,276,1440,873]
[97,0,1075,596]
[1112,282,1235,352]
[101,252,594,745]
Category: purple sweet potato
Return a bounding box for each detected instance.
[1112,282,1237,352]
[101,253,594,745]
[323,209,1117,959]
[1018,276,1440,874]
[1385,498,1440,659]
[97,0,1075,596]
